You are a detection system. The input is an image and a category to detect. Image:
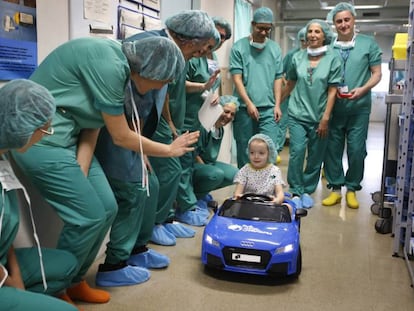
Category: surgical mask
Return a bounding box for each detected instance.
[307,45,328,56]
[250,37,268,50]
[333,34,356,50]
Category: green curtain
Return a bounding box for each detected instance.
[234,0,252,41]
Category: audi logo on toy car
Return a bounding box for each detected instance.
[240,240,255,248]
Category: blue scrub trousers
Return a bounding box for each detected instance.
[12,145,118,283]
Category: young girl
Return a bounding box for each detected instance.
[233,134,293,213]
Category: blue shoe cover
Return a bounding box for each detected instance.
[127,249,170,269]
[164,222,196,238]
[195,200,210,217]
[95,265,150,287]
[301,193,314,209]
[175,210,208,226]
[150,224,176,246]
[292,196,302,209]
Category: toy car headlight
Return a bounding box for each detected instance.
[275,244,294,254]
[205,234,220,248]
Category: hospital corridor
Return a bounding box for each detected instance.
[79,122,414,311]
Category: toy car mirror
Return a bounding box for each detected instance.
[296,208,308,218]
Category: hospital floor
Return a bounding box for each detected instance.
[81,122,414,311]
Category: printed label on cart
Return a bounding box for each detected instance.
[232,253,261,263]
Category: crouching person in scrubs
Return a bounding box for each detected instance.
[0,80,78,311]
[93,37,185,287]
[191,96,240,205]
[11,36,199,306]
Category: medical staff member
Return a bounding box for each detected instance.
[173,17,232,228]
[149,17,219,242]
[0,79,78,311]
[94,10,216,277]
[192,96,239,201]
[229,7,283,168]
[93,36,185,287]
[11,36,199,305]
[322,2,382,209]
[277,27,307,162]
[278,19,342,209]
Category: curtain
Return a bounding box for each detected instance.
[234,0,252,41]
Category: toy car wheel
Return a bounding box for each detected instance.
[371,191,381,203]
[293,246,302,278]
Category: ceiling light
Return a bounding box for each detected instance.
[321,5,383,10]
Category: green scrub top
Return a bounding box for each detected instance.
[197,127,224,164]
[229,37,283,108]
[0,185,19,266]
[286,48,342,123]
[155,62,190,136]
[184,54,220,131]
[30,37,129,148]
[331,34,382,116]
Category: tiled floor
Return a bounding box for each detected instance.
[81,122,414,311]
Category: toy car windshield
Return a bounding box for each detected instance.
[218,197,291,223]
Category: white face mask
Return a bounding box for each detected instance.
[250,37,268,50]
[333,34,356,50]
[307,45,328,56]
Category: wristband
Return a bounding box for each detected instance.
[0,264,8,288]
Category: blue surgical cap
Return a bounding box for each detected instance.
[122,36,185,81]
[297,27,307,41]
[327,2,357,22]
[219,95,240,111]
[165,10,215,39]
[247,133,277,164]
[253,7,274,24]
[212,16,232,40]
[0,79,55,149]
[306,19,334,45]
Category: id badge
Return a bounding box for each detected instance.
[337,84,349,94]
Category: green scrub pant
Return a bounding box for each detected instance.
[324,113,370,191]
[0,248,78,311]
[193,161,238,199]
[276,97,290,153]
[287,117,328,195]
[233,107,281,168]
[176,151,197,212]
[12,145,118,283]
[104,172,159,264]
[149,131,182,224]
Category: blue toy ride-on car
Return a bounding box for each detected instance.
[201,193,307,278]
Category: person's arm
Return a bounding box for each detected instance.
[4,246,25,289]
[233,183,245,199]
[161,94,178,139]
[349,64,382,99]
[195,155,205,164]
[185,70,220,93]
[102,112,199,157]
[232,73,259,121]
[273,77,283,122]
[272,184,285,205]
[317,85,337,138]
[77,128,100,176]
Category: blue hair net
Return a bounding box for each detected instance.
[306,19,334,45]
[219,95,240,111]
[247,133,277,164]
[212,16,232,40]
[165,10,215,39]
[297,27,307,41]
[327,2,357,22]
[122,36,185,81]
[0,79,55,149]
[253,7,274,24]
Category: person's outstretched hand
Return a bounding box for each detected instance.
[169,131,200,157]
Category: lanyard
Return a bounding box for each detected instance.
[339,48,351,82]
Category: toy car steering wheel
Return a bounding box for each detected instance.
[240,193,272,203]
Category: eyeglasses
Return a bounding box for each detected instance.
[254,24,273,33]
[39,127,54,135]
